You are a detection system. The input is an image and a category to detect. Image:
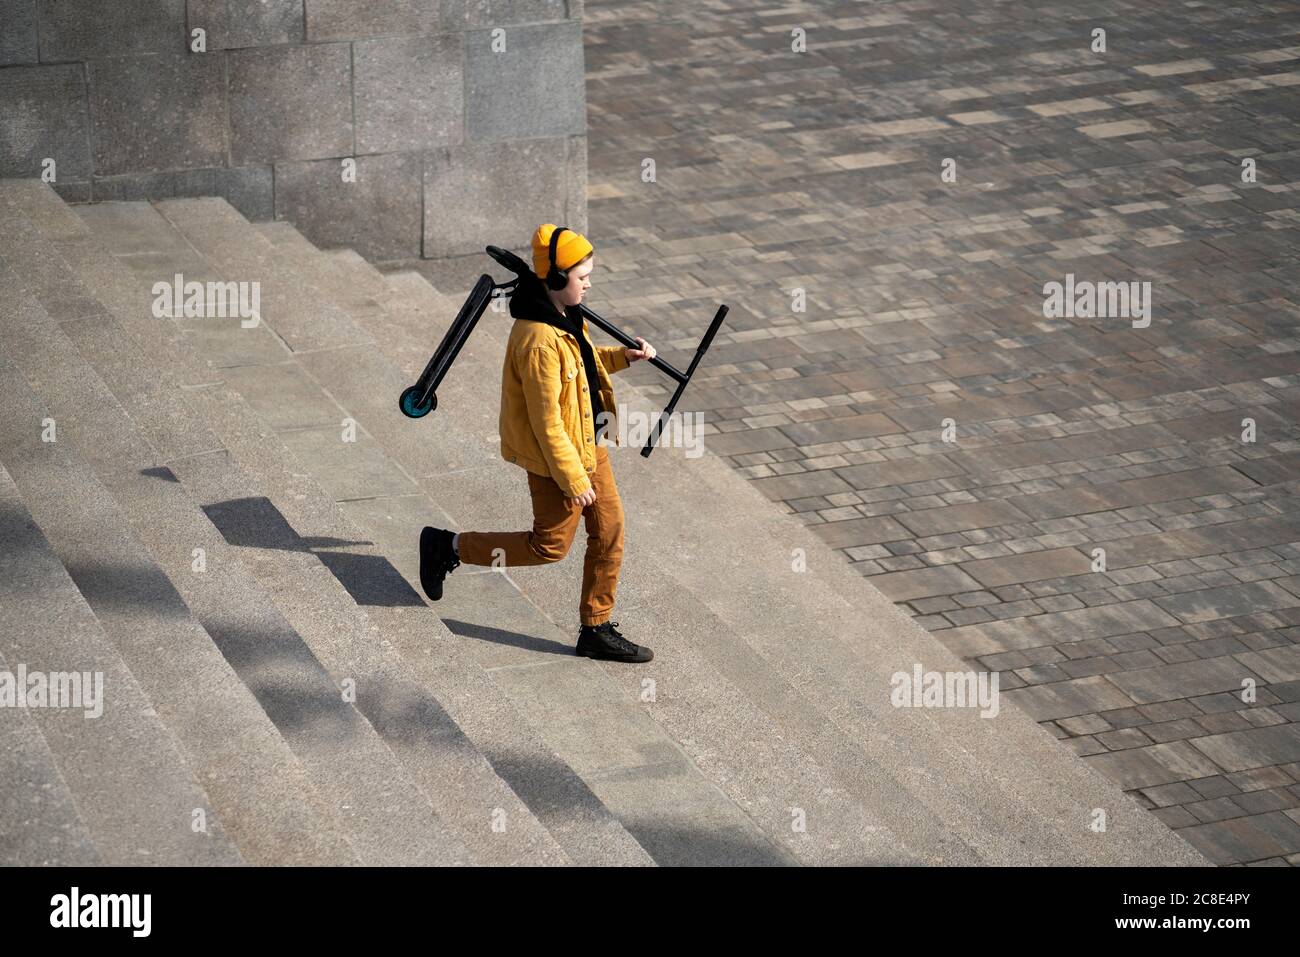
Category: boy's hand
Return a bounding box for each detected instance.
[568,487,597,508]
[625,336,656,363]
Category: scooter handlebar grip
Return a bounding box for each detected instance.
[485,245,530,278]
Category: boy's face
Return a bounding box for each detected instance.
[555,257,594,307]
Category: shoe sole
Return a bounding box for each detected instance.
[575,646,654,663]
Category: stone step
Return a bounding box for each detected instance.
[0,189,390,864]
[0,418,242,866]
[0,639,101,866]
[254,222,389,322]
[151,197,793,864]
[3,192,558,866]
[2,193,479,867]
[63,191,641,865]
[5,337,467,864]
[357,250,1208,865]
[0,258,365,866]
[125,199,368,355]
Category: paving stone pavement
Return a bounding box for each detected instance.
[565,0,1300,866]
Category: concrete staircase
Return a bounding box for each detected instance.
[0,179,1210,866]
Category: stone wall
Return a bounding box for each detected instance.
[0,0,588,262]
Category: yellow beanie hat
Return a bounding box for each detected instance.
[531,223,594,280]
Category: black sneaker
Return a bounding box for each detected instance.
[419,526,460,601]
[576,620,653,663]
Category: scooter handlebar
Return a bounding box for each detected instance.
[485,245,531,278]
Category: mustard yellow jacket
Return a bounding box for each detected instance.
[498,314,630,497]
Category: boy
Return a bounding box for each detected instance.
[419,224,658,663]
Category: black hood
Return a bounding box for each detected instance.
[509,270,580,334]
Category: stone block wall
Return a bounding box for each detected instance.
[0,0,588,261]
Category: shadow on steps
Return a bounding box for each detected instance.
[200,494,423,607]
[440,616,574,658]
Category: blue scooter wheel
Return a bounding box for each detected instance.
[399,385,436,418]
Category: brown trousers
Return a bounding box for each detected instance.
[455,445,624,626]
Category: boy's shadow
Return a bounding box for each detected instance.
[197,493,424,608]
[440,618,572,657]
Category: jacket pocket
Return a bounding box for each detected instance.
[557,350,579,394]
